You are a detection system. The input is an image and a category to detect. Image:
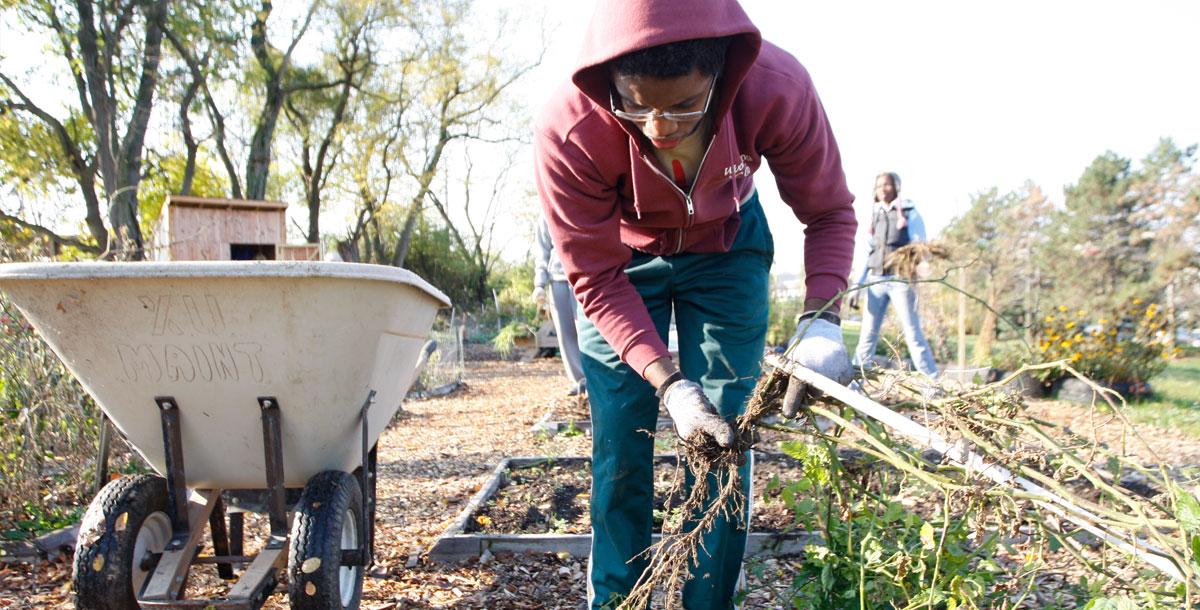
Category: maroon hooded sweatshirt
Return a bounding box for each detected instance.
[534,0,856,376]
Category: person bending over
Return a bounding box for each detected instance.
[534,0,857,606]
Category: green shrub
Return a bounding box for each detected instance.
[767,298,805,347]
[490,259,537,326]
[750,440,1007,609]
[982,342,1035,371]
[3,502,81,542]
[873,320,912,360]
[491,320,532,359]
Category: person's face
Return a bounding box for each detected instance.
[874,175,898,203]
[610,68,715,150]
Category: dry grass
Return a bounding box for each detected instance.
[883,241,951,279]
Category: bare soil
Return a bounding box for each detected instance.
[3,350,1200,609]
[543,395,667,423]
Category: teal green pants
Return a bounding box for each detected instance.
[581,193,772,610]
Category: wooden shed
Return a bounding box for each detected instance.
[152,195,322,262]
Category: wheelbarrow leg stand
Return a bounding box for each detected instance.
[219,398,292,605]
[354,390,378,569]
[257,398,290,537]
[138,396,289,609]
[141,397,224,603]
[93,412,112,496]
[208,495,235,580]
[229,512,244,556]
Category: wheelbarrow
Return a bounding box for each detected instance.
[0,261,450,610]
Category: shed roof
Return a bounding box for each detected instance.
[165,195,288,211]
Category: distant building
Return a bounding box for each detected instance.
[771,272,805,300]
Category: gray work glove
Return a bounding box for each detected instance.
[660,379,734,447]
[532,286,546,307]
[782,317,854,418]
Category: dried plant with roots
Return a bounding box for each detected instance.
[619,372,789,609]
[883,241,950,280]
[621,357,1200,608]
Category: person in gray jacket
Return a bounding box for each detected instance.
[848,172,939,380]
[533,216,587,395]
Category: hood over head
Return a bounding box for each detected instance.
[571,0,763,124]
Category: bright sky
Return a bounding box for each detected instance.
[516,0,1200,275]
[4,2,1198,275]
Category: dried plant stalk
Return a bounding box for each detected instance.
[623,358,1200,607]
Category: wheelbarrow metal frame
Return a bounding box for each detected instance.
[133,393,377,609]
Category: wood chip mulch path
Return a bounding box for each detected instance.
[3,352,1199,609]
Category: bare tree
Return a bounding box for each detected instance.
[1,0,169,259]
[336,0,547,276]
[244,0,331,201]
[283,2,384,242]
[424,146,526,303]
[157,0,250,196]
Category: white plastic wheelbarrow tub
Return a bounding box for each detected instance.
[0,261,450,489]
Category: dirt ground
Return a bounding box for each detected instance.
[3,351,1199,609]
[469,453,801,536]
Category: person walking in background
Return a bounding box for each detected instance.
[534,0,857,606]
[848,171,940,381]
[533,215,587,396]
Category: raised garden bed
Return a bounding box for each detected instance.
[429,453,820,562]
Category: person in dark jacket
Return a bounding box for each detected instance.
[534,1,857,607]
[847,172,940,380]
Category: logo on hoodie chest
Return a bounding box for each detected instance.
[722,154,753,180]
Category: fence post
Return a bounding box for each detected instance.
[957,267,967,371]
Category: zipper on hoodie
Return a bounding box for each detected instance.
[639,134,719,254]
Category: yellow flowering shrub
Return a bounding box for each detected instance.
[1034,301,1179,385]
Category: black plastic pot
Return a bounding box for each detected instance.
[1050,377,1152,405]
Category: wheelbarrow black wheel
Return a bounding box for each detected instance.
[72,474,172,610]
[289,470,364,610]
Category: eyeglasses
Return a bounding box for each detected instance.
[609,76,717,123]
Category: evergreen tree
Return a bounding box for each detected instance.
[1132,138,1200,342]
[1049,152,1154,314]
